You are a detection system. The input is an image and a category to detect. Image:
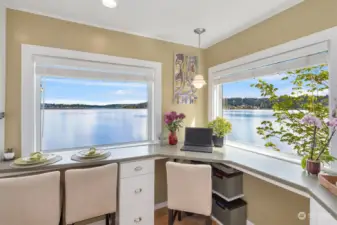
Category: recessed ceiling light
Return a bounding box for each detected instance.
[102,0,118,8]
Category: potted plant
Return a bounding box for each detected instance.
[164,111,186,145]
[3,148,15,161]
[208,117,232,147]
[301,115,337,175]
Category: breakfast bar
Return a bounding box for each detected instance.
[0,144,336,225]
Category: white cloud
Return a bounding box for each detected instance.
[115,90,132,95]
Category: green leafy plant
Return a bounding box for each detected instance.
[5,148,14,153]
[251,65,336,168]
[208,117,232,138]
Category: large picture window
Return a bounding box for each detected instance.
[209,40,337,166]
[40,77,149,151]
[21,45,161,156]
[222,64,329,157]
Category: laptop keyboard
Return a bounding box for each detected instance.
[181,145,213,153]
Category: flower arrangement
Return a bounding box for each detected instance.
[164,111,186,145]
[164,111,186,132]
[301,114,337,174]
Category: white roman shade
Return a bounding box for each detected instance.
[34,55,154,82]
[213,41,329,85]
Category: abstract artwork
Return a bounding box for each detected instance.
[174,53,198,104]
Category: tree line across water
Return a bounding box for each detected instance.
[223,96,328,109]
[42,102,148,109]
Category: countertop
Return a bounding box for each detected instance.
[0,144,336,220]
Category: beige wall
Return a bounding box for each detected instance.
[243,174,309,225]
[5,9,208,154]
[206,0,337,67]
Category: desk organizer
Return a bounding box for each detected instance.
[212,163,244,201]
[319,174,337,196]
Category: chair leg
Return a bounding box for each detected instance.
[168,209,174,225]
[178,211,182,221]
[110,213,116,225]
[205,216,212,225]
[106,214,110,225]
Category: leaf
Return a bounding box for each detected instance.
[301,155,310,169]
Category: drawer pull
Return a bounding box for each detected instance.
[134,166,143,171]
[135,188,143,194]
[134,217,142,223]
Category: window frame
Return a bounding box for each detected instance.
[0,5,5,156]
[21,45,162,156]
[208,26,337,169]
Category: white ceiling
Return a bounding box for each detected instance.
[4,0,303,48]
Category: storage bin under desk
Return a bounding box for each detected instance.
[212,193,247,225]
[212,163,243,201]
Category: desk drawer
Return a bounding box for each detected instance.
[120,159,154,178]
[119,174,154,225]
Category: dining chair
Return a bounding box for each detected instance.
[64,163,118,225]
[0,171,61,225]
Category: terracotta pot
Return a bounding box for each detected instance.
[169,131,178,145]
[212,135,224,147]
[306,159,321,175]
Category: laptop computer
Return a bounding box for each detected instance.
[181,127,213,153]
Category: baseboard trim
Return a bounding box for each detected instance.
[155,201,168,210]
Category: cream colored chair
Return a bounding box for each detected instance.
[0,171,61,225]
[64,163,118,225]
[166,161,212,225]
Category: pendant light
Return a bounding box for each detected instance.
[102,0,118,8]
[192,28,207,89]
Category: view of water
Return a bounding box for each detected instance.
[42,109,293,153]
[224,109,294,153]
[42,109,148,151]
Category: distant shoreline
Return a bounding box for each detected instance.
[42,102,148,110]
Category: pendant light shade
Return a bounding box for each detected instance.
[102,0,118,8]
[192,74,207,89]
[192,28,206,89]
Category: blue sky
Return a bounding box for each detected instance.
[41,77,148,105]
[222,67,328,98]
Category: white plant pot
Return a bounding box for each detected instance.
[3,152,15,160]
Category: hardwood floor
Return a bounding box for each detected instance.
[155,208,217,225]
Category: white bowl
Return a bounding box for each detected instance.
[4,152,15,160]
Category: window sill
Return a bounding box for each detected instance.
[226,140,337,174]
[42,141,159,154]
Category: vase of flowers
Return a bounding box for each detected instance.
[301,115,337,175]
[164,111,186,145]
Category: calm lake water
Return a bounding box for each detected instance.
[224,110,293,153]
[42,109,148,151]
[42,109,293,153]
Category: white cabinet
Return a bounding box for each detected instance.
[119,159,155,225]
[310,198,336,225]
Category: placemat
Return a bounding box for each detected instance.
[71,151,111,162]
[10,155,63,169]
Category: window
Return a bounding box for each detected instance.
[222,64,329,158]
[21,45,161,156]
[40,77,149,151]
[209,41,337,163]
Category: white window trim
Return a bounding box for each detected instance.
[0,5,6,156]
[208,26,337,169]
[21,44,162,156]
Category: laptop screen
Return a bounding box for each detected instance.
[184,127,213,147]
